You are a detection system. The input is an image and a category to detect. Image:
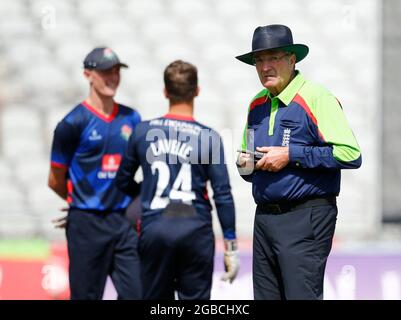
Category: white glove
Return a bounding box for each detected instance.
[221,239,239,283]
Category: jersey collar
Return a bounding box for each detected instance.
[276,71,306,106]
[164,113,195,122]
[82,100,119,122]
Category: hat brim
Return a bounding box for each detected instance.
[235,44,309,66]
[96,62,129,70]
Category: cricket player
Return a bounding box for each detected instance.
[116,60,239,300]
[48,47,142,299]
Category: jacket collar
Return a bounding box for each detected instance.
[265,71,306,106]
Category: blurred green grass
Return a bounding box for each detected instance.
[0,239,50,260]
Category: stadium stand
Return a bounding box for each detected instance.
[0,0,381,243]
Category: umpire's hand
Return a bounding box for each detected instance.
[221,239,239,283]
[255,146,289,172]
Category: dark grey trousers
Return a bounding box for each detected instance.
[253,199,337,300]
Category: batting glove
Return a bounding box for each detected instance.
[221,239,239,283]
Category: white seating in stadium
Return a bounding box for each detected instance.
[44,106,71,145]
[2,136,44,161]
[133,89,166,121]
[215,0,255,20]
[139,17,183,46]
[1,107,42,133]
[186,20,227,48]
[15,157,50,187]
[123,0,165,21]
[154,41,199,69]
[0,0,380,240]
[27,182,67,217]
[27,185,67,240]
[3,39,52,70]
[54,40,96,71]
[306,0,346,22]
[30,0,77,20]
[77,0,122,20]
[195,91,228,131]
[1,108,44,157]
[0,181,26,212]
[0,212,38,238]
[200,43,239,71]
[20,63,71,101]
[89,20,135,45]
[0,15,36,41]
[0,1,26,15]
[213,64,256,96]
[107,42,149,67]
[119,63,162,94]
[0,159,13,182]
[168,0,212,21]
[40,18,90,44]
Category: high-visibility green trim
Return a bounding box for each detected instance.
[277,71,305,106]
[252,88,269,101]
[268,98,279,136]
[266,72,304,136]
[241,89,270,150]
[241,123,248,150]
[297,81,361,162]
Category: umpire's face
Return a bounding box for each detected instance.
[85,65,121,97]
[254,50,296,96]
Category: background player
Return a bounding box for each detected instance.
[116,60,239,300]
[48,47,142,300]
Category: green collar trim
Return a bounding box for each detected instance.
[277,71,305,106]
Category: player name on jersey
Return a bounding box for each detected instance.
[149,118,201,136]
[149,139,193,160]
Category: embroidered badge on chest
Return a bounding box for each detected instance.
[120,125,132,141]
[282,128,291,146]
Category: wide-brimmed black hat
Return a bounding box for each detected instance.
[236,24,309,65]
[83,47,128,70]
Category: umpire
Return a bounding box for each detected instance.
[236,25,362,300]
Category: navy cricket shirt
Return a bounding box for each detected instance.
[50,101,141,211]
[116,114,236,240]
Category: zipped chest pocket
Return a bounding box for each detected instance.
[280,120,300,129]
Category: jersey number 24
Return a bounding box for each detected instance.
[150,161,196,209]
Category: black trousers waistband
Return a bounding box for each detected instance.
[162,202,197,217]
[256,196,336,215]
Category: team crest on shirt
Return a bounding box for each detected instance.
[120,125,132,141]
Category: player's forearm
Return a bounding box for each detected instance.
[215,202,236,240]
[48,166,68,200]
[48,180,68,200]
[116,178,141,198]
[115,163,141,198]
